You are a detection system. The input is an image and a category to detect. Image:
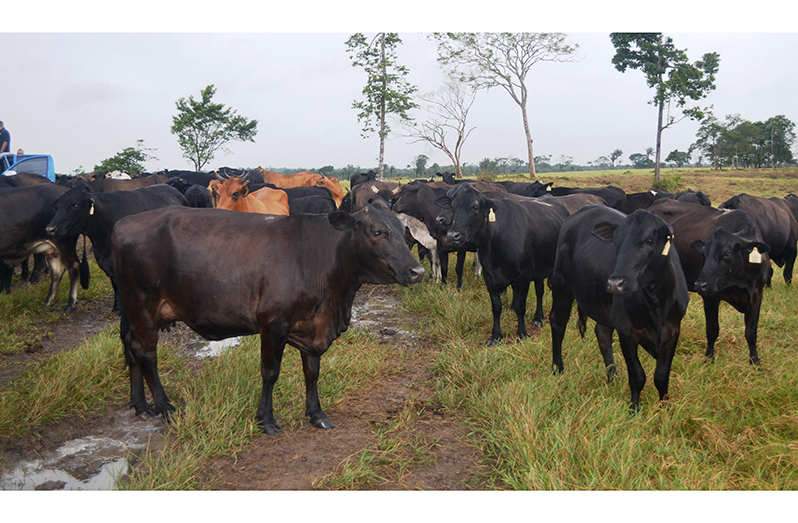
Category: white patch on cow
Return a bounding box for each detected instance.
[371,184,379,193]
[749,247,763,264]
[396,212,440,282]
[107,170,132,180]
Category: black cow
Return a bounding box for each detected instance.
[719,193,798,285]
[549,206,689,411]
[163,171,218,187]
[288,195,337,214]
[111,200,424,434]
[527,185,628,211]
[46,184,188,314]
[495,180,553,196]
[674,189,712,207]
[620,190,674,214]
[349,170,377,188]
[648,199,770,364]
[0,185,86,311]
[436,184,569,344]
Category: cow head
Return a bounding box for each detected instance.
[592,209,675,294]
[522,181,554,197]
[328,199,424,286]
[434,184,492,249]
[691,228,770,295]
[211,177,250,208]
[46,186,95,238]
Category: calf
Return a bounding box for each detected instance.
[648,199,770,364]
[46,184,188,314]
[436,184,569,344]
[111,200,424,434]
[209,177,290,215]
[549,206,689,411]
[719,193,798,285]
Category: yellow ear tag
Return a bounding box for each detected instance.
[661,238,671,256]
[749,247,762,264]
[488,209,496,223]
[89,203,95,215]
[546,185,552,192]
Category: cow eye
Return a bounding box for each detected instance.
[73,203,79,209]
[473,203,479,211]
[372,230,383,237]
[646,237,655,246]
[232,192,239,197]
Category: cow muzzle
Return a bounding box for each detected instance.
[409,265,425,284]
[445,230,463,245]
[607,276,630,294]
[45,224,58,236]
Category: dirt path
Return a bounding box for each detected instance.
[0,285,485,490]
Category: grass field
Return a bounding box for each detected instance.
[2,166,798,490]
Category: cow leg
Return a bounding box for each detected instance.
[301,353,334,430]
[60,240,82,313]
[474,252,482,279]
[702,295,721,361]
[511,279,531,340]
[430,247,441,283]
[484,274,505,346]
[256,325,288,435]
[531,278,546,328]
[28,254,47,284]
[783,246,796,285]
[120,309,157,417]
[455,250,467,289]
[549,287,574,375]
[744,290,764,365]
[439,249,449,285]
[20,257,30,282]
[653,329,680,404]
[111,279,123,315]
[43,251,65,308]
[594,324,618,381]
[0,261,12,293]
[618,336,645,413]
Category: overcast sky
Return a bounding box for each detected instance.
[3,3,797,175]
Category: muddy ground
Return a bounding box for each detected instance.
[0,285,485,491]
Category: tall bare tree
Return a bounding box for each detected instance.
[405,77,477,178]
[432,33,579,178]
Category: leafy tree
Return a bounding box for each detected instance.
[594,155,611,168]
[692,112,724,170]
[318,165,335,176]
[610,33,719,179]
[433,32,579,178]
[645,147,654,161]
[534,155,552,171]
[94,139,157,176]
[346,33,418,180]
[171,85,258,172]
[414,154,429,177]
[629,152,654,169]
[556,154,573,171]
[609,149,623,168]
[665,149,691,167]
[759,115,796,167]
[406,76,477,178]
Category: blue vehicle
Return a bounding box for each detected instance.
[0,152,56,182]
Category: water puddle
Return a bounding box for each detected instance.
[193,336,241,359]
[1,412,161,490]
[350,291,419,345]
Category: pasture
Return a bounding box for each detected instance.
[2,166,798,491]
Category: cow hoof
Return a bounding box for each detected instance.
[551,364,563,376]
[486,337,502,347]
[606,364,619,382]
[311,416,335,430]
[260,421,283,435]
[531,319,544,329]
[63,304,76,313]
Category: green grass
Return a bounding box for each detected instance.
[398,254,798,490]
[0,254,114,358]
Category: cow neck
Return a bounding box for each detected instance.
[82,194,110,241]
[321,227,363,330]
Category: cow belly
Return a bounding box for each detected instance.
[0,238,58,264]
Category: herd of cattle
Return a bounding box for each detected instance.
[1,166,797,433]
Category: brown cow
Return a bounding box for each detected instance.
[209,177,289,215]
[255,168,344,208]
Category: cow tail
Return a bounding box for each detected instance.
[576,306,588,339]
[79,235,90,289]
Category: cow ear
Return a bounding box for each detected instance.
[743,241,769,255]
[328,211,355,230]
[591,221,618,242]
[435,196,453,209]
[690,239,707,254]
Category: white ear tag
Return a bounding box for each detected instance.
[89,203,95,215]
[488,209,496,222]
[749,247,762,264]
[661,238,671,256]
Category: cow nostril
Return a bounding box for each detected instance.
[410,266,425,282]
[607,277,625,294]
[46,225,56,235]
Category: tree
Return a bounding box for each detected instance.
[760,115,796,167]
[346,33,418,180]
[609,149,623,168]
[629,152,654,169]
[433,32,579,178]
[170,85,258,172]
[692,112,724,170]
[610,33,719,179]
[406,76,477,178]
[665,149,691,167]
[593,155,611,168]
[414,154,429,177]
[94,139,157,176]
